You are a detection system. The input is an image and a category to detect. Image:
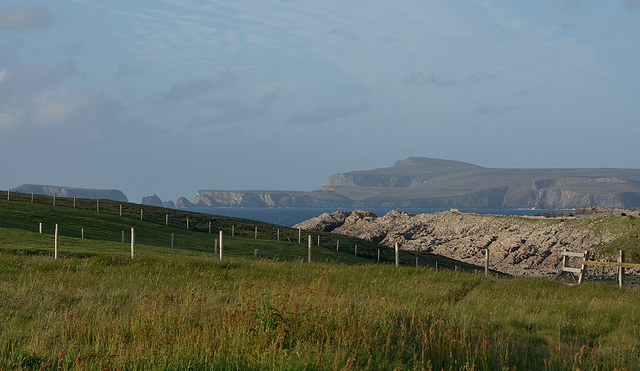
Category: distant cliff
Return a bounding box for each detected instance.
[192,190,347,207]
[12,184,128,202]
[181,158,640,209]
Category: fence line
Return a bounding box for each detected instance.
[557,249,640,287]
[1,189,460,269]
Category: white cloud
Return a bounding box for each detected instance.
[287,102,369,124]
[31,85,115,126]
[189,91,278,126]
[0,5,51,30]
[115,64,146,79]
[0,58,75,93]
[158,70,239,104]
[0,59,118,132]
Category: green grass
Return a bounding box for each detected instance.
[2,192,640,369]
[1,253,640,370]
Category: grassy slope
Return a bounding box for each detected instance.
[0,194,477,269]
[2,193,640,369]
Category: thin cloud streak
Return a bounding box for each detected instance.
[287,102,369,124]
[403,71,504,88]
[158,70,239,104]
[189,92,278,126]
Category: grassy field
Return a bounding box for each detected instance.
[2,193,640,369]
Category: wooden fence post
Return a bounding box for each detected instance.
[298,227,301,244]
[214,239,218,254]
[74,197,76,208]
[355,245,358,257]
[317,235,320,247]
[232,225,235,237]
[6,188,9,201]
[578,251,589,285]
[171,233,174,249]
[122,230,124,243]
[619,250,625,288]
[308,235,312,262]
[165,214,168,226]
[277,229,280,241]
[54,224,59,259]
[219,231,223,260]
[81,228,84,239]
[377,249,380,262]
[395,242,399,267]
[140,209,143,221]
[96,199,99,212]
[119,204,122,216]
[31,191,34,203]
[416,257,418,267]
[53,195,56,206]
[209,221,212,234]
[131,228,135,259]
[186,217,189,230]
[254,249,258,258]
[39,222,42,234]
[255,226,257,239]
[485,248,489,276]
[336,240,339,251]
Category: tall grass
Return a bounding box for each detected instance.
[2,251,639,370]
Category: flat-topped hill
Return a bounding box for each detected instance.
[189,157,640,209]
[12,184,128,202]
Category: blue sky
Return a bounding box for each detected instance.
[1,0,639,203]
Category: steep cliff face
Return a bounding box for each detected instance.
[12,184,128,202]
[323,173,415,187]
[501,178,631,209]
[295,208,634,276]
[192,190,347,208]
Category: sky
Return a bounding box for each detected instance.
[1,0,639,203]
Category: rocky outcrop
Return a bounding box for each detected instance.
[295,207,639,276]
[175,196,194,208]
[141,194,164,207]
[12,184,128,202]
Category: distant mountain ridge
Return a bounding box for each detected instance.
[183,157,640,209]
[12,184,128,202]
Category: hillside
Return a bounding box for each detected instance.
[186,157,640,209]
[0,189,477,269]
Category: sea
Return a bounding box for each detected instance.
[183,207,570,227]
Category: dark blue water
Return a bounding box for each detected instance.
[184,207,569,227]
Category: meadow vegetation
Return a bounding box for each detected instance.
[1,192,640,369]
[2,251,640,370]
